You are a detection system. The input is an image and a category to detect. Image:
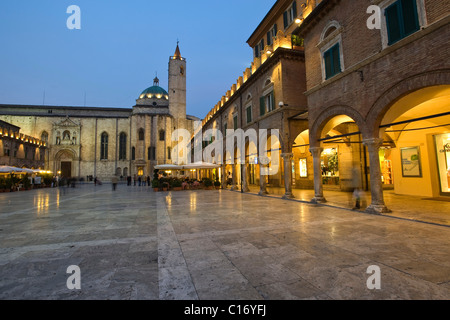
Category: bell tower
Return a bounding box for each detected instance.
[168,43,186,120]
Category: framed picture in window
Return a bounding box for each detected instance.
[401,146,422,177]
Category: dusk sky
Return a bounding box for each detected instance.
[0,0,275,119]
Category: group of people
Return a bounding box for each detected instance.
[125,175,151,186]
[103,175,152,191]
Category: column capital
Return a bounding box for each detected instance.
[281,153,294,160]
[309,147,323,157]
[362,138,384,149]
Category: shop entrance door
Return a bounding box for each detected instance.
[434,134,450,196]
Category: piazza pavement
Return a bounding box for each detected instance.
[0,183,449,300]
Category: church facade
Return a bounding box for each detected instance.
[0,45,199,181]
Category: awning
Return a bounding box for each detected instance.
[0,166,29,173]
[154,164,183,170]
[154,162,221,171]
[182,161,221,169]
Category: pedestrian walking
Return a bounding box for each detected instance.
[60,176,67,195]
[112,176,118,191]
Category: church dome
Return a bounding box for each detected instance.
[138,77,169,100]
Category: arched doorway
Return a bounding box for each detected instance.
[319,115,367,193]
[55,149,76,178]
[309,107,368,206]
[378,85,450,197]
[246,139,258,186]
[292,130,313,189]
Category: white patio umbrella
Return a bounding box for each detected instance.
[154,164,183,171]
[20,168,35,174]
[182,161,220,169]
[0,166,24,173]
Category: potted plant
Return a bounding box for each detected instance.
[203,178,213,190]
[8,174,20,192]
[152,179,160,192]
[214,179,221,189]
[172,179,182,191]
[291,35,304,50]
[21,174,32,190]
[0,178,5,192]
[43,175,53,188]
[161,180,169,191]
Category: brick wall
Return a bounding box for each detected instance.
[301,0,450,139]
[425,0,450,24]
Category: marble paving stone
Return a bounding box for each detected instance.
[196,282,263,300]
[256,279,327,300]
[0,185,449,300]
[229,254,301,287]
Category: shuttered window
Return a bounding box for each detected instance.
[267,24,278,46]
[324,43,341,79]
[385,0,420,45]
[260,91,275,117]
[283,1,297,29]
[246,106,252,124]
[260,97,266,116]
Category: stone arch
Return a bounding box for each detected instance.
[54,149,77,178]
[309,105,368,148]
[55,148,76,161]
[263,77,273,89]
[367,69,450,137]
[138,128,145,141]
[320,20,341,42]
[40,130,49,143]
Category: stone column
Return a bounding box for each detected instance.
[221,164,227,189]
[363,138,391,214]
[281,153,295,199]
[310,147,327,203]
[230,163,237,191]
[258,161,269,196]
[242,162,250,192]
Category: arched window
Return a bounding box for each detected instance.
[100,132,108,160]
[138,128,145,141]
[63,130,71,141]
[159,130,165,141]
[119,132,127,160]
[41,131,48,143]
[318,21,344,81]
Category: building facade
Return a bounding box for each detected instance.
[0,45,199,181]
[201,0,318,199]
[200,0,449,211]
[0,120,47,169]
[294,0,449,211]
